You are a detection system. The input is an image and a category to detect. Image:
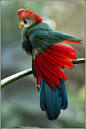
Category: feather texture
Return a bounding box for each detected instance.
[18,9,43,23]
[18,12,81,120]
[33,42,78,89]
[40,78,68,120]
[62,40,81,44]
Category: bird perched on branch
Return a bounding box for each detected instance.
[18,9,81,120]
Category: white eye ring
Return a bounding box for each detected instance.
[24,20,32,27]
[21,19,36,28]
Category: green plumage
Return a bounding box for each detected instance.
[21,22,81,52]
[21,20,81,120]
[21,21,81,78]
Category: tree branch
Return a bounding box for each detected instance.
[1,68,32,89]
[1,58,85,89]
[72,58,85,64]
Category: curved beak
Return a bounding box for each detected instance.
[19,23,23,28]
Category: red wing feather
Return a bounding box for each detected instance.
[41,55,59,66]
[36,55,61,87]
[41,56,67,80]
[43,51,73,68]
[33,59,55,88]
[33,42,79,90]
[50,43,77,54]
[37,73,41,85]
[62,40,81,44]
[33,60,42,77]
[46,48,76,61]
[33,60,41,85]
[35,57,57,89]
[37,55,59,77]
[53,56,73,68]
[42,52,65,67]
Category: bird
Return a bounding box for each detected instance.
[18,9,81,120]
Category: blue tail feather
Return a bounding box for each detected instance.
[60,79,68,109]
[46,83,61,120]
[40,78,68,120]
[40,79,46,111]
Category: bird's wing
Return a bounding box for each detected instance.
[28,22,81,46]
[33,43,79,90]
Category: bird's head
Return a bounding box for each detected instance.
[18,9,43,28]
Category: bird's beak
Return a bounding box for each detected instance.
[19,23,23,28]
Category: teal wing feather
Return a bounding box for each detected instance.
[21,22,81,52]
[22,22,81,51]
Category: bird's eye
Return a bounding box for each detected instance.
[23,20,27,24]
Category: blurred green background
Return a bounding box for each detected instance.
[1,1,85,128]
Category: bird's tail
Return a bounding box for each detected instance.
[40,78,68,120]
